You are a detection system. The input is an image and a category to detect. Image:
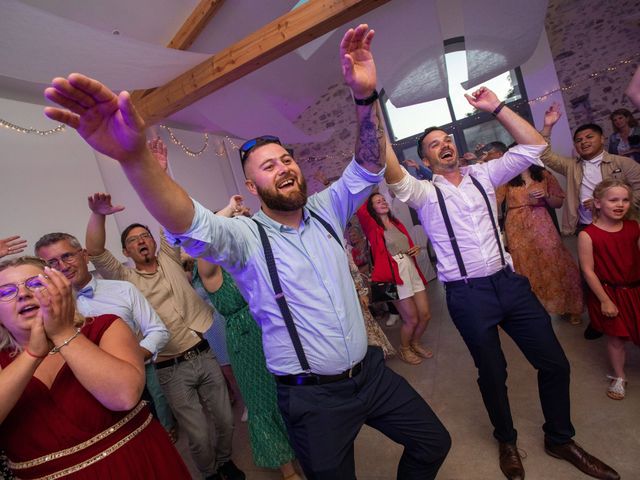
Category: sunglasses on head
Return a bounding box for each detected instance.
[239,135,282,165]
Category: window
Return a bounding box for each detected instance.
[382,38,531,162]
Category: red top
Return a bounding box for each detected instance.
[356,203,427,285]
[0,315,190,479]
[583,220,640,344]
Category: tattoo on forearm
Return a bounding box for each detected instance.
[355,103,385,168]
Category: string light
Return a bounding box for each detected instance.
[526,52,640,106]
[158,124,209,157]
[0,118,65,135]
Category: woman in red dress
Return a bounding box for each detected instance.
[357,193,432,365]
[578,180,640,401]
[0,256,190,479]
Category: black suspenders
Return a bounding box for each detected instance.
[252,209,342,372]
[433,175,506,281]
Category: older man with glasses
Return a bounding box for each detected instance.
[43,24,451,480]
[33,232,177,435]
[79,191,244,480]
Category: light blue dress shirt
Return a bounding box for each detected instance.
[167,160,384,375]
[75,274,170,360]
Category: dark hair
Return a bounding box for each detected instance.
[365,193,398,230]
[417,127,447,159]
[573,123,603,141]
[239,135,283,170]
[610,108,638,132]
[35,232,82,254]
[508,165,547,187]
[485,141,508,154]
[121,223,152,249]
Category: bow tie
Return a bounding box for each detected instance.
[77,285,94,299]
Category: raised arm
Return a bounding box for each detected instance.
[341,24,385,174]
[45,74,194,233]
[0,235,27,259]
[538,103,571,175]
[465,87,545,145]
[625,66,640,109]
[0,315,50,423]
[38,268,145,411]
[86,193,124,256]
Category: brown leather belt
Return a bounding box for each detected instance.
[155,340,210,369]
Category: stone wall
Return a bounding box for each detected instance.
[545,0,640,138]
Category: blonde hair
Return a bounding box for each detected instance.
[591,179,635,221]
[0,256,85,355]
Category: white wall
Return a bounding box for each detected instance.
[0,97,122,259]
[0,97,238,264]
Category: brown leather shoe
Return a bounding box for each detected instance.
[544,439,620,480]
[499,442,525,479]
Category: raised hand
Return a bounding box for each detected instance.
[403,159,419,169]
[36,267,78,345]
[313,169,330,187]
[544,102,563,127]
[148,137,168,172]
[340,24,376,99]
[0,235,27,258]
[88,193,125,216]
[464,87,501,113]
[44,74,147,163]
[217,194,251,218]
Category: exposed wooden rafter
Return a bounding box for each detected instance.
[130,0,225,103]
[135,0,390,124]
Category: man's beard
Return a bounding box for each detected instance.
[257,176,308,211]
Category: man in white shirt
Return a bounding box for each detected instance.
[384,87,619,480]
[34,232,176,437]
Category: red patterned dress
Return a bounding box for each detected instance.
[583,220,640,344]
[0,315,190,479]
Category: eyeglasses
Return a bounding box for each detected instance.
[0,275,47,302]
[125,232,153,246]
[239,135,282,165]
[46,250,83,269]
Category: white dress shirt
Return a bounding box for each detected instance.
[387,145,545,282]
[578,151,604,225]
[75,275,170,360]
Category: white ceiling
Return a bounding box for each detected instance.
[0,0,548,141]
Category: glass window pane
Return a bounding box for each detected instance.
[446,50,521,120]
[462,120,514,154]
[385,98,452,141]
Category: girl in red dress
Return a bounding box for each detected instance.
[578,180,640,401]
[0,256,190,479]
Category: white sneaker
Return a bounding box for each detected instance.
[386,314,400,326]
[241,407,248,422]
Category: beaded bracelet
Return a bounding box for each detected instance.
[49,328,81,355]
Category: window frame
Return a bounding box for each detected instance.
[382,37,532,162]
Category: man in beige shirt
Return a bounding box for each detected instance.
[540,103,640,236]
[85,192,244,480]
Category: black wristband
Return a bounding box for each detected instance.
[492,101,506,116]
[354,90,379,106]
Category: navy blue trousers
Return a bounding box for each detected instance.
[445,268,575,445]
[277,346,451,480]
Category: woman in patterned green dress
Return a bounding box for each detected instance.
[193,260,301,480]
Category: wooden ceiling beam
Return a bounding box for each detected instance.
[130,0,225,103]
[136,0,390,124]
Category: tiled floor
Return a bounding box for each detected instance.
[177,272,639,479]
